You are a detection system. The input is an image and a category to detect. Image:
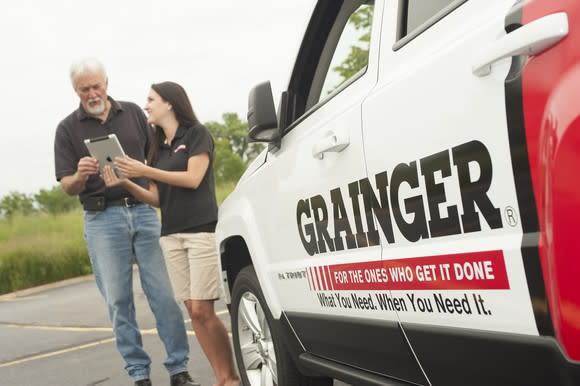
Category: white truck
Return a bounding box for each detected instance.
[216,0,580,385]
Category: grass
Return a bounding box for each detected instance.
[0,182,237,295]
[0,210,91,295]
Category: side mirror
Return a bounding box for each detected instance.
[247,81,279,143]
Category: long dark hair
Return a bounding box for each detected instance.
[147,81,201,165]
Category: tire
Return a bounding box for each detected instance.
[231,266,332,386]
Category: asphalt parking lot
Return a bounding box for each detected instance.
[0,271,350,386]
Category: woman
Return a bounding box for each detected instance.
[103,81,239,386]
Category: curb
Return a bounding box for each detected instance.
[0,274,95,300]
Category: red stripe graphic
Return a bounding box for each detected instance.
[317,250,510,291]
[316,266,323,291]
[326,266,334,290]
[311,267,318,291]
[321,265,329,290]
[318,266,327,290]
[306,267,313,290]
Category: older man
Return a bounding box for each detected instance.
[54,58,199,386]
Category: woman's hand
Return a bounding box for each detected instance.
[102,166,126,187]
[114,156,148,178]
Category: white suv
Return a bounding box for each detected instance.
[216,1,580,385]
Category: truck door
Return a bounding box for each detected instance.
[254,0,426,383]
[361,0,569,385]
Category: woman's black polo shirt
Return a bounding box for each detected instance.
[153,124,218,236]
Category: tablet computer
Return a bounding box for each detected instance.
[84,134,127,178]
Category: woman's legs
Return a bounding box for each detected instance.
[185,299,240,386]
[161,232,239,385]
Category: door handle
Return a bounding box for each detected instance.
[312,132,349,159]
[472,12,568,77]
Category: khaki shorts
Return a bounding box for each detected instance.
[159,232,221,301]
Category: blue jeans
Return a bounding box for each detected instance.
[83,204,190,381]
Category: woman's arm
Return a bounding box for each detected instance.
[114,153,210,189]
[102,166,160,207]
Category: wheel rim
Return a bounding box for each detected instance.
[237,291,278,386]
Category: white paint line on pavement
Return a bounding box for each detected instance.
[0,327,185,368]
[0,310,233,368]
[0,328,231,368]
[2,323,113,332]
[1,323,167,336]
[0,295,48,302]
[0,337,117,368]
[0,306,230,334]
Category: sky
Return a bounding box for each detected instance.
[0,0,315,199]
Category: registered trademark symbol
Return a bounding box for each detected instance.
[504,206,518,227]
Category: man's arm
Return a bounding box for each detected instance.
[60,156,99,196]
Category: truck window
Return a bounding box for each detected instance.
[284,0,375,128]
[396,0,467,47]
[318,3,374,101]
[404,0,455,35]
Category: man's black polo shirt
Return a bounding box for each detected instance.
[154,124,218,236]
[54,97,150,204]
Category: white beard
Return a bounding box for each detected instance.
[86,99,105,116]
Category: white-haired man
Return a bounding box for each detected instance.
[54,58,199,386]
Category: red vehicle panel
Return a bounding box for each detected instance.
[522,0,580,360]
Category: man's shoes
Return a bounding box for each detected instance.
[134,379,152,386]
[170,371,201,386]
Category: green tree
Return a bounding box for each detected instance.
[0,191,35,218]
[332,5,373,83]
[206,112,264,185]
[206,113,263,164]
[213,138,246,185]
[35,185,80,215]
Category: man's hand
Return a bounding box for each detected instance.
[75,156,99,183]
[60,156,99,196]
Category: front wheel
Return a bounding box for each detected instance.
[231,266,332,386]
